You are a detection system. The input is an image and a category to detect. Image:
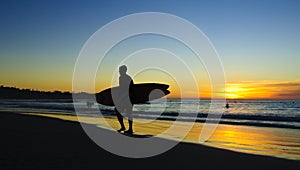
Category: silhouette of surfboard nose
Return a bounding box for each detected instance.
[148,89,170,101]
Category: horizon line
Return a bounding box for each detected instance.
[1,85,299,100]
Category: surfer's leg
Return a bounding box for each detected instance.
[115,107,125,131]
[128,119,133,131]
[124,119,133,134]
[124,107,133,134]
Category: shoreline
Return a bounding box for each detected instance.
[22,111,300,160]
[2,105,300,130]
[3,108,300,159]
[0,111,299,169]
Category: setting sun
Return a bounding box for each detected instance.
[225,84,246,99]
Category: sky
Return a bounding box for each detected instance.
[0,0,300,99]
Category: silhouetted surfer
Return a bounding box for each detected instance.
[114,65,134,134]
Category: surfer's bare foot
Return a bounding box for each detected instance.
[124,129,133,135]
[117,127,126,132]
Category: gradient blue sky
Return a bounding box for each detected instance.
[1,0,300,98]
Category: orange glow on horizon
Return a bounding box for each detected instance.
[2,79,300,100]
[224,80,300,100]
[164,80,300,99]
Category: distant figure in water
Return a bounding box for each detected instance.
[114,65,134,134]
[225,102,229,109]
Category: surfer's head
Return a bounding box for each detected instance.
[119,65,127,75]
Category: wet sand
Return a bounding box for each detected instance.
[31,112,300,160]
[0,111,299,170]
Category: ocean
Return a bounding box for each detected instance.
[1,99,299,130]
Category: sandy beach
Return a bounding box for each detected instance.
[0,111,299,170]
[27,111,300,160]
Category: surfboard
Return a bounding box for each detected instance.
[96,83,170,106]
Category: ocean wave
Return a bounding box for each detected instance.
[1,99,300,129]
